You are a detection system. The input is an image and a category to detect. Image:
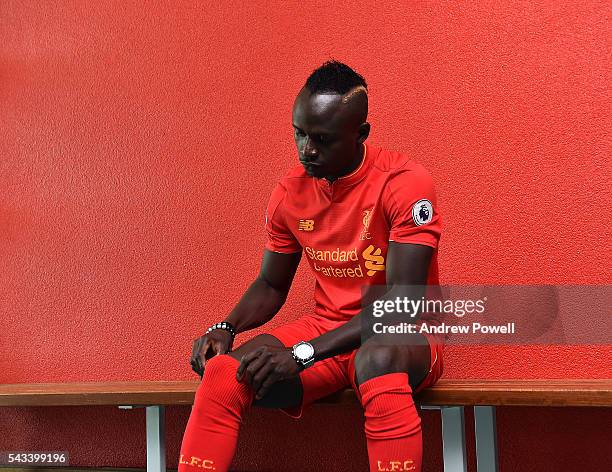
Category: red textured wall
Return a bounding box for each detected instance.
[1,1,610,471]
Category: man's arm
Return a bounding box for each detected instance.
[309,242,433,362]
[224,249,302,333]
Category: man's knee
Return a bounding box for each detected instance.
[194,354,253,411]
[354,344,405,386]
[196,355,240,403]
[219,334,303,409]
[202,353,238,382]
[354,334,431,389]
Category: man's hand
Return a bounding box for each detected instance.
[190,329,234,378]
[236,345,301,400]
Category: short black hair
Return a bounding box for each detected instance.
[305,60,367,95]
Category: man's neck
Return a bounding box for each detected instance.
[325,143,365,183]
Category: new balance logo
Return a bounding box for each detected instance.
[298,219,315,231]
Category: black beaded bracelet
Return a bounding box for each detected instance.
[206,321,236,338]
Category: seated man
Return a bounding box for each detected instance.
[179,60,445,472]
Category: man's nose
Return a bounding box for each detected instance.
[303,137,318,158]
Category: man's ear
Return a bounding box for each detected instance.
[357,122,371,143]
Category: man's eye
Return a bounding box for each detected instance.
[294,129,306,137]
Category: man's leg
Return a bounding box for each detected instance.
[351,333,431,472]
[178,334,302,472]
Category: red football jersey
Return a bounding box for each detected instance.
[265,143,442,322]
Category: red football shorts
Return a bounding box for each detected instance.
[266,314,445,418]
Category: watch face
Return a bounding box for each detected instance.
[295,342,314,360]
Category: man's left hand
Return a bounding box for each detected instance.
[236,345,301,400]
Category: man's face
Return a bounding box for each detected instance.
[292,88,363,180]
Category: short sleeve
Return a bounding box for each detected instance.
[384,164,442,248]
[264,182,302,254]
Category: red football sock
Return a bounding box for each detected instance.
[178,355,254,472]
[359,372,422,472]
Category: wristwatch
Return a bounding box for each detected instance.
[291,341,315,370]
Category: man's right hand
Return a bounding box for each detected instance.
[190,329,234,378]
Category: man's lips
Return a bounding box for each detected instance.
[300,161,321,167]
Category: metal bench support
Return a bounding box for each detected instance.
[422,405,467,472]
[146,405,166,472]
[119,405,166,472]
[474,406,498,472]
[441,406,468,472]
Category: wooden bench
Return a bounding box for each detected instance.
[1,379,611,472]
